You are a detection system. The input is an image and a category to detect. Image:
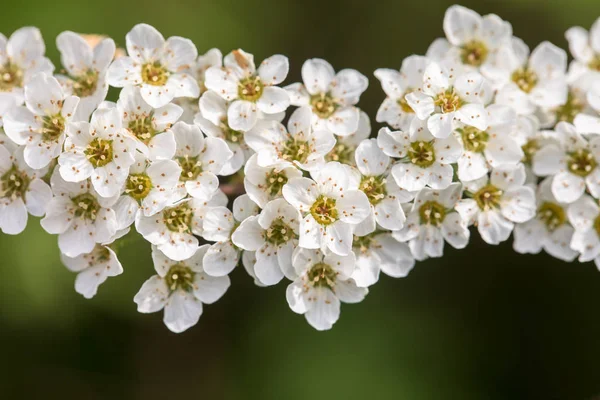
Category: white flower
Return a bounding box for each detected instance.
[493,40,568,114]
[4,73,79,169]
[204,49,289,131]
[194,90,251,175]
[565,17,600,90]
[513,177,577,261]
[245,106,335,171]
[455,164,536,245]
[243,153,302,208]
[112,152,182,230]
[58,107,136,198]
[134,245,230,333]
[282,162,371,256]
[532,122,600,204]
[107,23,199,108]
[379,121,462,191]
[56,31,115,121]
[406,62,490,138]
[202,194,259,276]
[117,85,182,161]
[393,183,468,260]
[285,58,368,136]
[353,138,409,232]
[456,104,523,182]
[568,195,600,269]
[351,232,415,288]
[0,27,54,103]
[190,48,222,94]
[374,55,429,130]
[135,197,207,262]
[439,6,512,72]
[171,121,233,199]
[61,233,124,299]
[325,110,371,165]
[286,247,367,331]
[0,144,52,234]
[231,198,300,285]
[41,171,118,258]
[574,81,600,134]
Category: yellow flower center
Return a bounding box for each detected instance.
[307,262,337,289]
[360,175,387,205]
[125,173,153,201]
[310,195,338,226]
[408,140,436,167]
[418,200,447,226]
[0,62,24,92]
[163,203,193,233]
[72,193,100,220]
[310,92,338,119]
[460,40,489,67]
[238,76,264,102]
[1,165,30,200]
[567,148,597,177]
[264,217,296,246]
[141,62,169,86]
[537,202,566,231]
[434,88,463,113]
[165,263,195,292]
[72,69,99,97]
[512,67,538,93]
[85,138,114,168]
[459,126,489,153]
[473,184,503,211]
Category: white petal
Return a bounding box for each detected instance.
[227,100,258,131]
[202,241,240,277]
[134,275,168,313]
[305,288,340,331]
[193,273,230,304]
[301,58,335,95]
[163,290,203,333]
[258,54,289,85]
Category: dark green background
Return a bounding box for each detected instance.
[2,0,600,398]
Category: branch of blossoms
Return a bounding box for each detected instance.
[1,5,600,332]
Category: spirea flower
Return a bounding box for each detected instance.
[41,171,118,258]
[351,231,415,288]
[393,183,468,260]
[455,164,536,245]
[171,121,233,200]
[112,153,182,230]
[568,195,600,269]
[282,162,371,256]
[565,17,600,90]
[243,153,302,208]
[374,55,430,130]
[245,106,335,172]
[56,31,115,121]
[107,23,199,108]
[231,198,300,285]
[439,5,512,73]
[493,40,568,114]
[134,244,230,333]
[204,49,290,131]
[378,121,462,191]
[286,58,368,136]
[353,138,409,233]
[0,27,54,102]
[286,247,367,331]
[117,85,182,161]
[202,194,259,276]
[0,144,52,234]
[4,73,78,169]
[513,177,577,261]
[61,234,124,299]
[533,122,600,203]
[58,107,136,198]
[406,62,491,138]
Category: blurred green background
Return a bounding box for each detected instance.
[2,0,600,398]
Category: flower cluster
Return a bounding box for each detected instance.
[1,6,600,332]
